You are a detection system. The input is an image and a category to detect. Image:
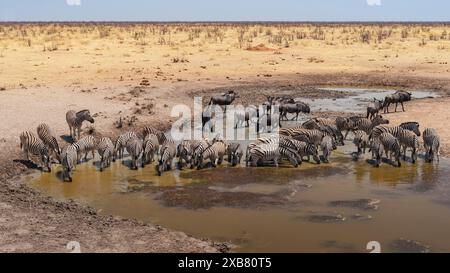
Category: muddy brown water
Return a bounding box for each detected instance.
[26,88,450,253]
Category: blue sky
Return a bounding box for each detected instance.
[1,0,449,22]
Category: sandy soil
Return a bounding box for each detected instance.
[1,23,450,253]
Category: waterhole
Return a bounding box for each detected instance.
[26,88,449,253]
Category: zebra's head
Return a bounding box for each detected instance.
[77,110,95,123]
[41,148,52,172]
[307,144,321,164]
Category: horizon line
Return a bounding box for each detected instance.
[1,20,450,25]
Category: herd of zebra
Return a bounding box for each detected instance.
[18,93,441,182]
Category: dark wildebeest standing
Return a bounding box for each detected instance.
[279,102,310,121]
[383,91,412,113]
[209,90,238,113]
[366,98,384,119]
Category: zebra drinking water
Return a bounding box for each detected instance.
[142,134,159,166]
[97,137,114,171]
[397,129,420,163]
[156,139,177,176]
[19,131,52,172]
[196,141,227,170]
[37,123,61,162]
[379,132,402,167]
[126,137,144,170]
[61,144,78,182]
[114,131,138,160]
[73,135,96,163]
[423,128,441,162]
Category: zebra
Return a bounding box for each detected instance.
[336,117,356,140]
[66,110,95,141]
[371,122,419,140]
[353,130,370,155]
[320,135,334,163]
[141,125,166,144]
[423,128,440,162]
[278,146,300,167]
[97,137,114,171]
[191,139,212,168]
[369,139,384,167]
[37,123,61,162]
[156,139,177,176]
[397,129,420,163]
[227,142,243,167]
[366,98,384,119]
[114,131,138,160]
[196,141,227,170]
[301,119,343,146]
[284,137,321,164]
[399,122,421,136]
[379,132,402,167]
[126,137,144,170]
[142,134,159,166]
[61,144,78,182]
[279,127,324,148]
[19,131,52,172]
[352,115,390,135]
[176,140,198,169]
[73,135,96,163]
[246,140,280,167]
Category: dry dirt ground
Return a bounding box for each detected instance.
[1,23,450,252]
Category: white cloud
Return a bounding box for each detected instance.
[66,0,81,6]
[367,0,382,6]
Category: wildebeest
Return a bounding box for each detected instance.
[383,91,412,113]
[366,98,384,119]
[279,102,310,121]
[208,90,238,108]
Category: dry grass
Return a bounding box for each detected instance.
[0,22,449,89]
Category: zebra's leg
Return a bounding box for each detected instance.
[402,146,407,161]
[92,150,95,164]
[100,156,104,172]
[412,148,416,163]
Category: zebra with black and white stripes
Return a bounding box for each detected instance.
[97,137,114,171]
[192,139,211,168]
[227,142,243,166]
[397,129,420,163]
[61,144,78,181]
[176,140,198,169]
[399,122,421,136]
[320,135,334,163]
[73,135,96,163]
[126,137,144,170]
[156,139,177,176]
[279,127,324,148]
[423,128,440,162]
[114,131,138,160]
[287,138,321,164]
[37,123,61,162]
[369,139,384,167]
[278,145,300,167]
[353,130,370,155]
[351,115,390,135]
[66,110,95,141]
[142,125,166,145]
[196,141,227,170]
[336,117,355,140]
[371,122,420,140]
[246,140,280,167]
[142,134,159,166]
[379,132,402,167]
[19,131,52,172]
